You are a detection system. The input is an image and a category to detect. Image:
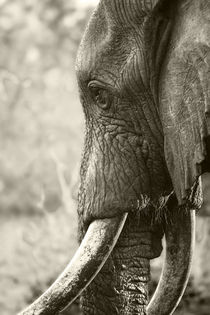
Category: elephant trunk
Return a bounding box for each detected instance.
[18,204,195,315]
[80,210,163,315]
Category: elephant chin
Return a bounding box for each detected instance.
[18,210,195,315]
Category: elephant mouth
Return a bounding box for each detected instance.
[19,207,195,315]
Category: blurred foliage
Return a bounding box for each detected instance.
[0,0,93,314]
[0,0,93,216]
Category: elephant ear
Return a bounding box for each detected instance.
[160,0,210,206]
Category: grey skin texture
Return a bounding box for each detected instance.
[76,0,209,314]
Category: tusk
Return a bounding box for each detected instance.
[18,213,128,315]
[147,209,195,315]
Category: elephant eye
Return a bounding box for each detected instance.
[88,81,112,110]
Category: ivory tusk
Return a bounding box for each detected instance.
[18,213,128,315]
[147,209,195,315]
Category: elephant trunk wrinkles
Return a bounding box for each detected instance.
[80,210,163,315]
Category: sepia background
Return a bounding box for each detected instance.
[0,1,210,314]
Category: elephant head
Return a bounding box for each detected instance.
[19,0,209,314]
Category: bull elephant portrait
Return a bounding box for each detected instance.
[19,0,210,314]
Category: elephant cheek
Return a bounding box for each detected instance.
[77,154,149,235]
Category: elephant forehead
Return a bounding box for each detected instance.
[76,0,150,83]
[99,0,154,23]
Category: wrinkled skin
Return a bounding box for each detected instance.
[76,0,173,235]
[76,1,173,312]
[80,209,164,314]
[75,0,209,314]
[17,1,209,314]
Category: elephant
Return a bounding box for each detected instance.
[19,0,210,314]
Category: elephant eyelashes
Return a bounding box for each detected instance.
[88,81,112,110]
